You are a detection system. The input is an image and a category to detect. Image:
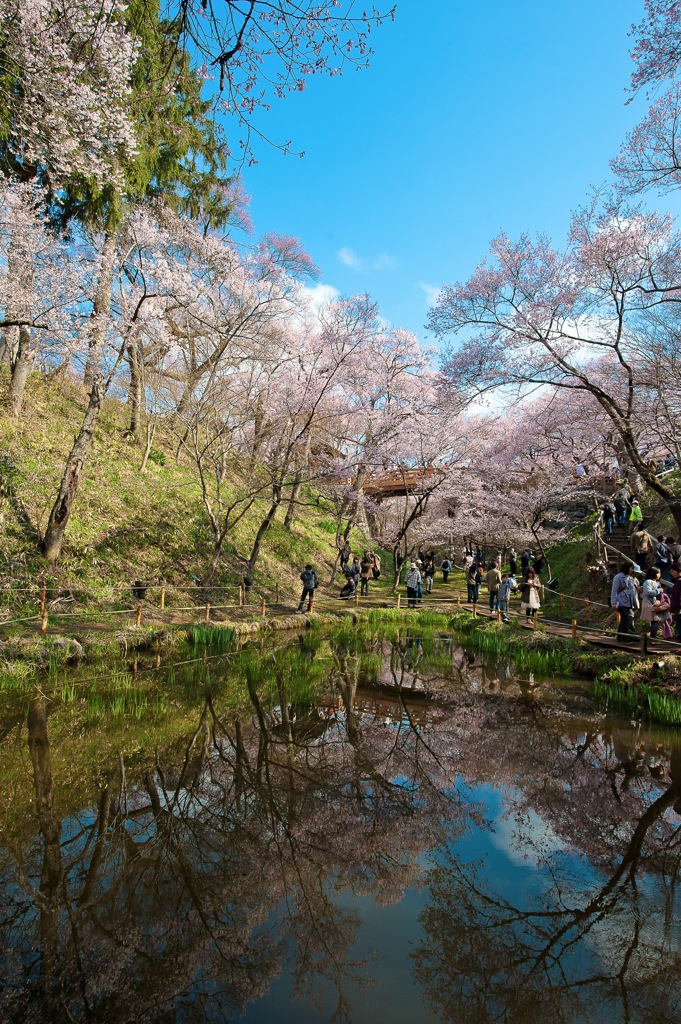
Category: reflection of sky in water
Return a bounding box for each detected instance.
[3,633,681,1024]
[235,778,678,1024]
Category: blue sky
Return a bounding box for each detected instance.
[227,1,679,342]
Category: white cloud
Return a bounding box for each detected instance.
[418,281,441,307]
[300,281,341,312]
[337,246,362,269]
[374,251,398,271]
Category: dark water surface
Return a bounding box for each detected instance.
[1,628,680,1023]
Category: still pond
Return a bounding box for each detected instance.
[0,624,679,1023]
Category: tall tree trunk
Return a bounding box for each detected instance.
[283,470,302,528]
[3,228,35,416]
[248,487,281,576]
[9,323,34,417]
[83,230,117,388]
[41,381,102,562]
[126,335,143,439]
[41,228,119,562]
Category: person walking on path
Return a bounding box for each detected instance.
[424,557,435,593]
[440,556,452,583]
[610,563,641,642]
[631,525,654,570]
[521,549,531,578]
[602,502,615,536]
[654,536,671,580]
[629,499,643,533]
[405,562,422,609]
[669,563,681,641]
[614,494,628,528]
[297,564,318,612]
[498,573,514,622]
[371,551,381,579]
[466,563,479,603]
[360,553,373,596]
[486,563,502,612]
[520,569,541,620]
[415,560,424,603]
[509,547,518,575]
[641,568,663,639]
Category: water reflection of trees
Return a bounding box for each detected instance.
[0,639,472,1023]
[411,687,681,1024]
[1,634,680,1023]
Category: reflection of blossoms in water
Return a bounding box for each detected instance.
[1,632,680,1023]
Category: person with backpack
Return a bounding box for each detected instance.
[440,556,452,583]
[613,494,628,528]
[424,557,435,593]
[360,553,373,596]
[297,564,318,612]
[602,501,615,536]
[371,551,381,579]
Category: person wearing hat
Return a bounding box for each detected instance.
[405,561,422,609]
[629,498,643,533]
[610,562,642,643]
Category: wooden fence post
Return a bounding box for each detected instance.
[136,604,142,627]
[205,603,211,623]
[497,609,502,622]
[541,584,545,600]
[641,632,648,655]
[533,611,538,630]
[560,594,564,611]
[41,611,48,635]
[261,597,266,618]
[571,619,577,641]
[355,591,359,607]
[308,594,314,614]
[239,586,244,606]
[275,582,280,603]
[397,594,401,609]
[160,586,166,610]
[457,594,460,606]
[40,584,46,616]
[472,601,477,618]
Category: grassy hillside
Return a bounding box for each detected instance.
[0,372,376,617]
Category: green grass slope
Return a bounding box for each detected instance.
[0,373,375,616]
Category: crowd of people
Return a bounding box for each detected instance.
[297,482,681,647]
[610,562,681,645]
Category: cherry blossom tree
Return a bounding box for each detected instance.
[428,196,681,534]
[0,0,137,187]
[0,183,83,415]
[171,0,396,160]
